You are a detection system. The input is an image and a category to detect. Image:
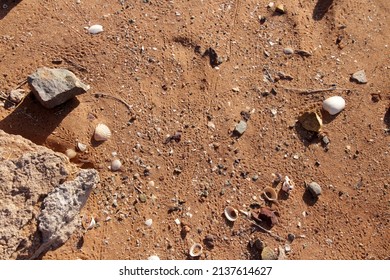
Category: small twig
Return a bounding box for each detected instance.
[278,85,349,94]
[15,78,28,89]
[63,57,88,72]
[94,92,133,113]
[134,186,144,194]
[248,220,286,242]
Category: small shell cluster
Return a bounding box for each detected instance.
[94,123,111,141]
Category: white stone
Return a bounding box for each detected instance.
[145,219,153,227]
[88,24,103,34]
[322,96,346,115]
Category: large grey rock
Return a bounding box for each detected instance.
[31,169,99,259]
[0,130,99,259]
[27,67,90,108]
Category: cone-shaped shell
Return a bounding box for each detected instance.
[263,187,278,201]
[94,123,111,141]
[189,243,203,257]
[224,206,238,222]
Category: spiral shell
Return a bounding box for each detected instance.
[94,123,111,141]
[224,206,238,222]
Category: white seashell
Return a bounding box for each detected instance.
[263,186,278,201]
[111,159,122,171]
[88,24,103,34]
[76,142,87,152]
[65,148,77,159]
[87,217,96,230]
[145,218,153,227]
[94,123,111,141]
[323,96,346,115]
[224,206,238,222]
[147,255,160,260]
[282,176,294,193]
[189,243,203,257]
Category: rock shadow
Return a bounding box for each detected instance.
[320,109,338,125]
[0,93,80,145]
[302,189,318,206]
[294,122,321,147]
[313,0,334,21]
[0,0,22,20]
[384,106,390,129]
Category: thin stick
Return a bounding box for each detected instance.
[278,85,349,94]
[94,92,133,113]
[248,220,286,242]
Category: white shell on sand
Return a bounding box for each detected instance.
[323,96,346,115]
[147,255,160,260]
[145,218,153,227]
[224,206,238,222]
[189,243,203,257]
[111,159,122,171]
[282,176,294,193]
[88,24,103,34]
[94,123,111,141]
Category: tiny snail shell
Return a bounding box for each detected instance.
[224,206,239,222]
[189,243,203,257]
[263,187,278,201]
[94,123,111,141]
[88,24,103,34]
[65,148,77,159]
[110,158,122,171]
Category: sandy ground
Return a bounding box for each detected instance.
[0,0,389,260]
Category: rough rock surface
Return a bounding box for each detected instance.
[27,67,90,108]
[0,130,98,259]
[32,169,99,259]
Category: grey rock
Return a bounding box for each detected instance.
[9,89,26,104]
[234,120,247,135]
[27,67,90,108]
[307,182,322,198]
[0,130,69,259]
[32,169,99,259]
[351,70,367,84]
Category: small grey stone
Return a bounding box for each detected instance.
[307,182,322,198]
[28,67,90,108]
[283,47,294,55]
[234,120,247,135]
[351,70,367,84]
[322,135,330,145]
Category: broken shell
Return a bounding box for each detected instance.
[111,158,122,171]
[76,142,87,152]
[298,111,323,132]
[282,176,294,193]
[88,24,103,34]
[94,123,111,141]
[86,217,96,230]
[323,96,346,115]
[189,243,203,257]
[65,148,77,159]
[263,187,278,201]
[224,206,239,222]
[275,4,285,14]
[261,246,278,260]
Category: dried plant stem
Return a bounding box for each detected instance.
[249,220,286,242]
[278,85,349,94]
[94,92,132,113]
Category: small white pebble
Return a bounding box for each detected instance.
[145,219,153,227]
[174,218,181,225]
